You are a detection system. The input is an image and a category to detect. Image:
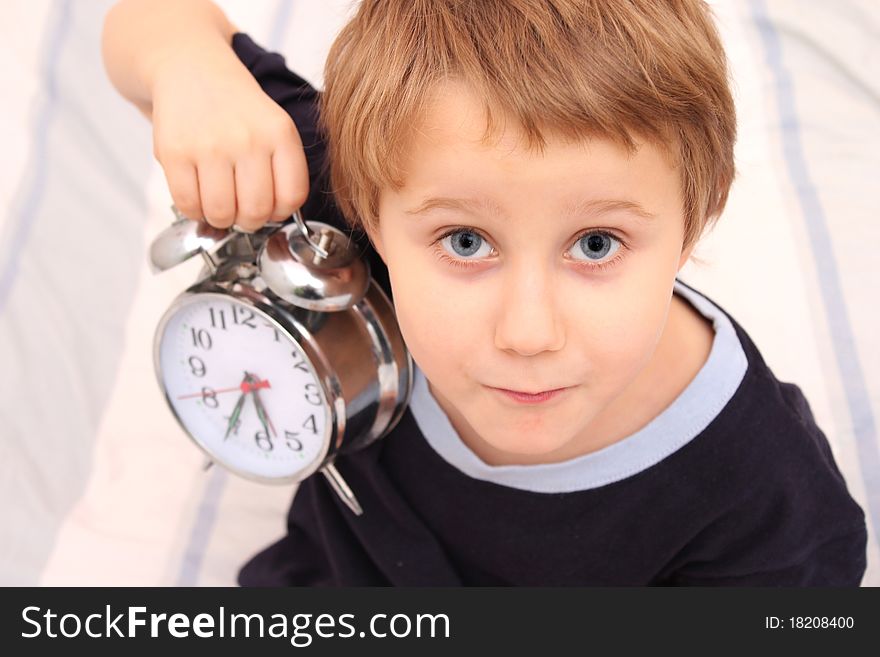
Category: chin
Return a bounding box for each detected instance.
[477,421,575,458]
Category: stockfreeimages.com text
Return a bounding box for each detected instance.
[21,605,450,646]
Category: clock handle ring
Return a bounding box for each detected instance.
[291,209,331,259]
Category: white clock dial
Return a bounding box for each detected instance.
[157,294,329,480]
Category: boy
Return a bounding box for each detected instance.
[103,0,868,585]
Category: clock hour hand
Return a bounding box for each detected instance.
[224,392,247,440]
[224,371,251,440]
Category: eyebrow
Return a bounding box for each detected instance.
[404,196,657,222]
[405,195,502,217]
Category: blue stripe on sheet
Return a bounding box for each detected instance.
[0,0,72,316]
[176,0,296,587]
[268,0,294,57]
[176,466,229,586]
[1,0,154,585]
[749,0,880,538]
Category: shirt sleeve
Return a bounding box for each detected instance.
[236,480,338,587]
[237,474,392,586]
[667,526,867,586]
[665,384,869,587]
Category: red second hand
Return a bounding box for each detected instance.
[177,378,270,400]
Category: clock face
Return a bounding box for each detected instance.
[156,293,330,480]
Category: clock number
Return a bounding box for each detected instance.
[292,351,309,373]
[254,430,273,452]
[201,386,218,408]
[232,305,257,329]
[208,307,227,330]
[284,431,303,451]
[188,355,206,378]
[303,382,322,406]
[191,327,212,350]
[263,321,281,342]
[303,414,318,435]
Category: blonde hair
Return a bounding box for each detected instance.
[320,0,737,250]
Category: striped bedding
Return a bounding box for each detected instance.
[0,0,876,586]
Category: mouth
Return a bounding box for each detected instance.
[486,385,572,405]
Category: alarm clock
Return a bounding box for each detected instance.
[149,206,412,515]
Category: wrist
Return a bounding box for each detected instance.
[140,0,238,93]
[144,31,241,96]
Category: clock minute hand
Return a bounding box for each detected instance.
[247,373,277,438]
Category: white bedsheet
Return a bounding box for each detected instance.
[0,0,877,586]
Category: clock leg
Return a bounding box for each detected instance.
[320,463,364,516]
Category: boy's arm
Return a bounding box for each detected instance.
[101,0,309,231]
[101,0,238,121]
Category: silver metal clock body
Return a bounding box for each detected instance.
[151,209,412,515]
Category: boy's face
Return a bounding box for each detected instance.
[370,81,695,464]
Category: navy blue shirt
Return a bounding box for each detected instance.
[230,33,868,586]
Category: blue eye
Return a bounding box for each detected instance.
[433,226,627,273]
[442,230,491,258]
[572,231,620,262]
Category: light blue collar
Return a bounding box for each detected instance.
[407,279,748,493]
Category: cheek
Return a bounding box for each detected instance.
[384,253,483,379]
[573,278,671,384]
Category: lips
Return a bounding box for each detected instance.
[487,385,571,404]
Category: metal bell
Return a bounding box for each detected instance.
[149,206,235,273]
[257,211,370,312]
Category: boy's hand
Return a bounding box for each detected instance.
[149,49,309,232]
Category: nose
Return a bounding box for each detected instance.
[493,262,564,356]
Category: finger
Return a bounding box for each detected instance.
[233,153,275,232]
[162,159,203,221]
[270,138,310,223]
[197,159,236,229]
